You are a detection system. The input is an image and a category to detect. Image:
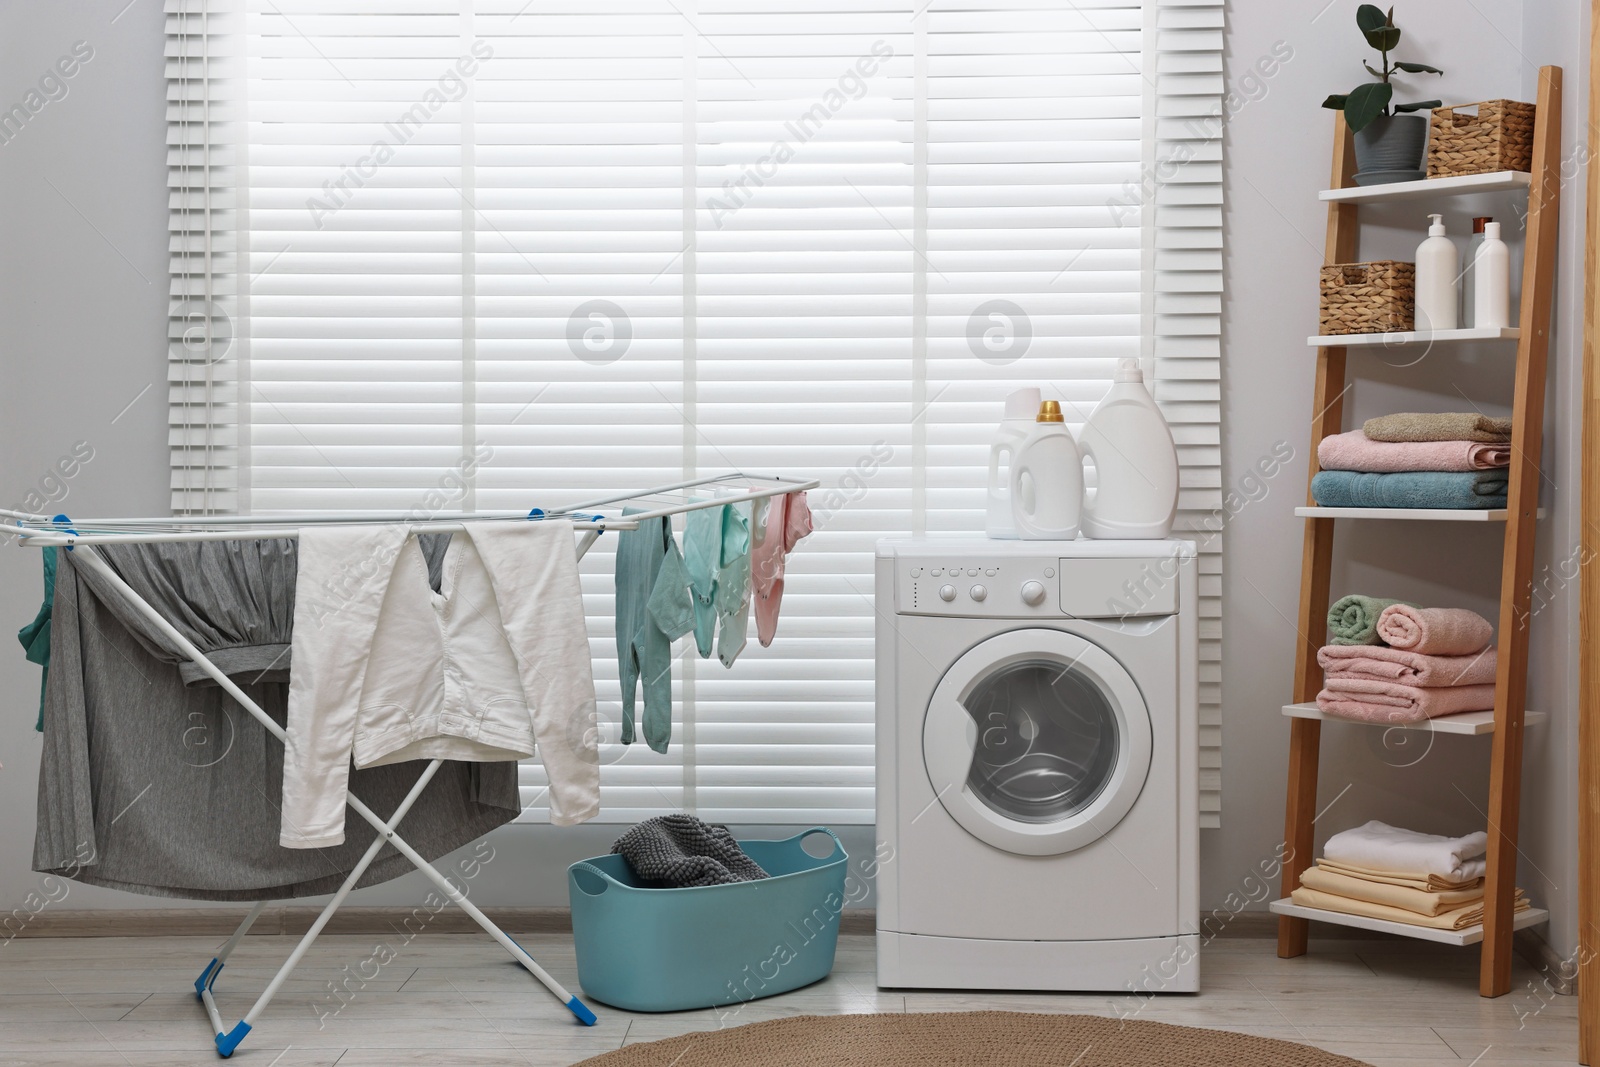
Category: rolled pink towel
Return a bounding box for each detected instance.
[1375,605,1494,656]
[1316,678,1498,723]
[1317,431,1510,473]
[1318,644,1497,687]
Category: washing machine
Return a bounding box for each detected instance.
[874,538,1199,992]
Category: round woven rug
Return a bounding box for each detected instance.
[574,1011,1373,1066]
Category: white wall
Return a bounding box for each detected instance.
[0,0,1586,954]
[1219,0,1585,960]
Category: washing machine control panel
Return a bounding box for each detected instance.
[895,555,1179,619]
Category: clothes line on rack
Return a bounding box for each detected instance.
[7,472,819,1059]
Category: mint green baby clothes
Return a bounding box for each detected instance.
[715,501,752,668]
[615,512,689,753]
[683,502,725,658]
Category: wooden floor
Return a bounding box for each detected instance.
[0,932,1578,1065]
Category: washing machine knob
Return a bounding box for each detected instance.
[1020,580,1047,606]
[939,584,958,602]
[969,585,988,602]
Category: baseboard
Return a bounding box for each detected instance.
[1513,927,1578,996]
[6,907,879,939]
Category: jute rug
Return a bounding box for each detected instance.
[574,1011,1373,1066]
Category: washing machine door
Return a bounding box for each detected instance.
[922,628,1153,857]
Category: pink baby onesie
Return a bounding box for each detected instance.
[751,491,813,647]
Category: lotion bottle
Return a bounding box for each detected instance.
[1473,221,1510,329]
[1414,213,1459,333]
[1460,216,1491,327]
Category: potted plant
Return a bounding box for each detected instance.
[1322,5,1444,185]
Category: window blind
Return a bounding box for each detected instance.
[166,0,1225,826]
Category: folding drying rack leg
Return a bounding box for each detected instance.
[69,545,597,1058]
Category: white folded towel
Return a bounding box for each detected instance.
[1322,820,1488,880]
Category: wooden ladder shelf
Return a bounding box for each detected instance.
[1271,66,1563,998]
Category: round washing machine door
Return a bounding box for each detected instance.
[922,628,1153,857]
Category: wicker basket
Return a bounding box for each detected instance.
[1320,261,1415,336]
[1427,100,1536,178]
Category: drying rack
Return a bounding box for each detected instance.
[3,472,818,1057]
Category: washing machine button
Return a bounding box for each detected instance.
[910,567,923,577]
[969,585,988,602]
[1044,567,1056,578]
[939,585,958,602]
[931,568,943,577]
[1020,580,1046,606]
[985,568,997,577]
[966,567,979,577]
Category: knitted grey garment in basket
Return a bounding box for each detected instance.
[611,814,770,888]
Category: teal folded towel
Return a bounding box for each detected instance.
[1311,470,1508,510]
[1327,594,1415,645]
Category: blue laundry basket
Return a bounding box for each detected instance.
[567,827,848,1012]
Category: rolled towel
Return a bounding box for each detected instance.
[1323,819,1487,879]
[1316,678,1497,722]
[1318,643,1497,686]
[1363,412,1513,443]
[1317,430,1510,473]
[1327,594,1413,645]
[1311,469,1508,510]
[1376,604,1494,656]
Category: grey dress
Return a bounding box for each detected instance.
[33,536,521,900]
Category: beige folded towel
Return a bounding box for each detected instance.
[1316,858,1485,890]
[1317,430,1511,472]
[1291,884,1527,930]
[1299,865,1486,916]
[1317,643,1497,687]
[1375,604,1495,656]
[1363,412,1513,443]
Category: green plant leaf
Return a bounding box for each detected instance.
[1322,94,1350,110]
[1345,81,1394,131]
[1392,61,1443,75]
[1393,99,1443,112]
[1356,4,1389,32]
[1364,61,1385,78]
[1363,25,1402,50]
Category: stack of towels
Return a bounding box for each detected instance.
[1312,412,1511,510]
[1291,820,1528,931]
[1317,595,1496,722]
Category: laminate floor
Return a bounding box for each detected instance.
[0,933,1577,1065]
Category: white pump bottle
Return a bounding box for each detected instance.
[1414,213,1459,333]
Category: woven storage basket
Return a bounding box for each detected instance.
[1427,100,1536,177]
[1319,261,1414,335]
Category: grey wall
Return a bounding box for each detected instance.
[0,0,1586,960]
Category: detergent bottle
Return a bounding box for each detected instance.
[985,387,1042,538]
[1009,400,1084,540]
[1077,358,1179,539]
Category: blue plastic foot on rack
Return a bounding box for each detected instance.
[193,958,219,1001]
[566,996,597,1026]
[215,1020,251,1058]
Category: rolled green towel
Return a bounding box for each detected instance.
[1328,594,1417,646]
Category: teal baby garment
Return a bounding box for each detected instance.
[683,502,725,658]
[616,512,687,753]
[715,502,752,668]
[16,546,57,731]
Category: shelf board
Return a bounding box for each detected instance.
[1282,702,1548,735]
[1309,327,1521,348]
[1295,506,1510,522]
[1319,170,1532,203]
[1269,898,1548,947]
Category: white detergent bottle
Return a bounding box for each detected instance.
[1077,358,1179,539]
[985,386,1042,539]
[1473,221,1511,329]
[1414,214,1459,333]
[1009,400,1084,540]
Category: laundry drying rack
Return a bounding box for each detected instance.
[2,472,818,1058]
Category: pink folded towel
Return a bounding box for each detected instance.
[1317,431,1510,473]
[1316,678,1498,723]
[1375,605,1494,656]
[1318,644,1497,687]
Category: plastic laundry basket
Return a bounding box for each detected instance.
[567,827,848,1012]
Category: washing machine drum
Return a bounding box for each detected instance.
[923,629,1153,857]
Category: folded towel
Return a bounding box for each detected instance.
[1316,857,1485,890]
[1317,430,1511,473]
[1375,604,1495,656]
[1327,594,1413,646]
[1363,412,1513,443]
[1317,678,1497,722]
[1323,819,1488,879]
[1311,469,1508,510]
[1291,884,1527,930]
[1299,865,1486,916]
[1317,644,1497,687]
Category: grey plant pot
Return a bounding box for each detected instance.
[1352,113,1429,185]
